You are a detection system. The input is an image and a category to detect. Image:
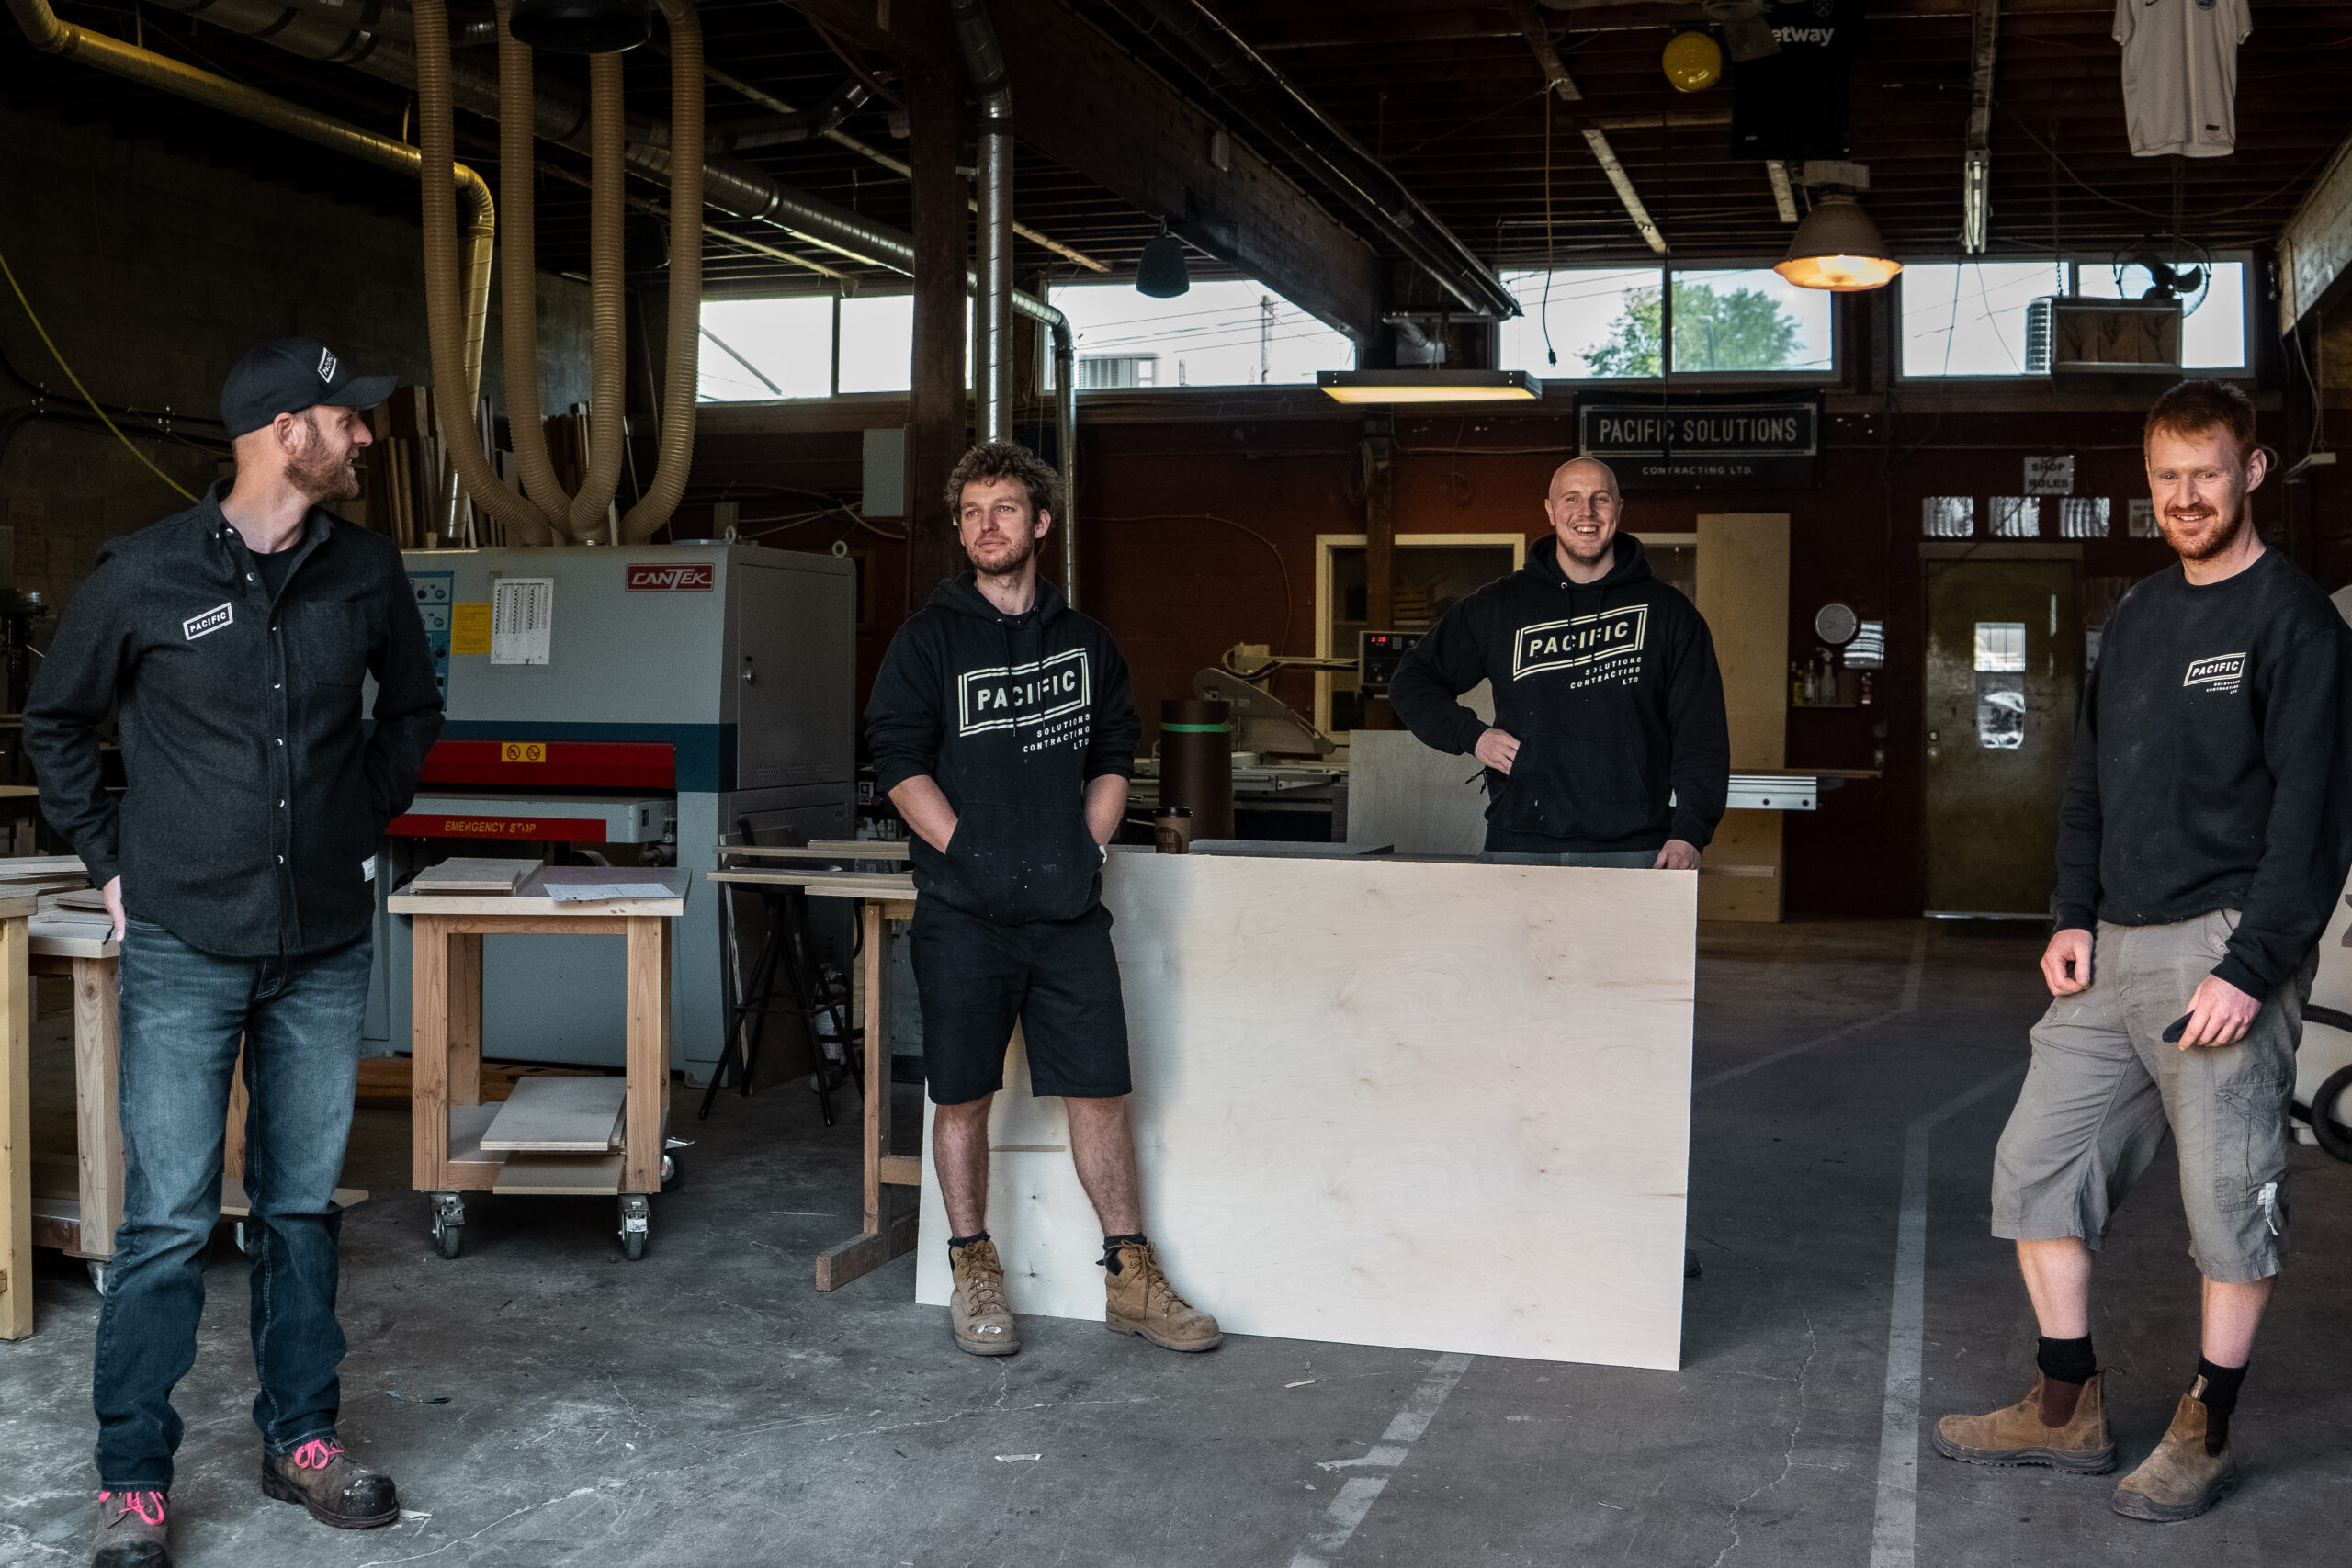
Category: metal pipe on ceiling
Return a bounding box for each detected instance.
[1107,0,1520,321]
[2,0,500,441]
[950,0,1015,444]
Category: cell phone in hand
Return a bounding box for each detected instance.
[2161,1013,2192,1043]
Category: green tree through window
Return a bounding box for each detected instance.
[1585,281,1804,377]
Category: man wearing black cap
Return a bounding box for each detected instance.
[24,338,442,1568]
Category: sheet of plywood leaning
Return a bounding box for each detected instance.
[915,852,1697,1370]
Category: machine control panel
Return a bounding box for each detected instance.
[1358,629,1422,695]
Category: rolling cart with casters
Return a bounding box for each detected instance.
[391,867,686,1261]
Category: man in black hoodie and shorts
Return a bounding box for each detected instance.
[866,441,1220,1359]
[1390,457,1730,867]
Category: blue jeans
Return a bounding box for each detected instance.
[93,919,373,1489]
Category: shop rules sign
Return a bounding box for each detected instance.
[1576,393,1821,489]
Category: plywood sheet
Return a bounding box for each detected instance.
[1696,514,1789,773]
[412,858,539,895]
[492,1150,625,1195]
[1344,729,1490,856]
[478,1076,627,1152]
[916,853,1696,1370]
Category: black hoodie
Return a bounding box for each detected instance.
[866,575,1139,924]
[1389,533,1730,855]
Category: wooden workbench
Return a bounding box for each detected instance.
[390,868,686,1260]
[710,862,917,1289]
[0,889,36,1339]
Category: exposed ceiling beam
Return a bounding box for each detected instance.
[1962,0,1998,252]
[990,0,1383,343]
[1503,0,1668,254]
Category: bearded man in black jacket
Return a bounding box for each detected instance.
[25,338,440,1568]
[1390,457,1730,868]
[867,441,1219,1362]
[1933,379,2352,1523]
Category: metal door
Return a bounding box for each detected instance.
[1923,559,2083,916]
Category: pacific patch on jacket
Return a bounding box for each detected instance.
[2183,651,2246,694]
[182,602,234,641]
[957,647,1093,739]
[1511,604,1648,683]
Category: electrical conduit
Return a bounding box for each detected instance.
[620,0,701,545]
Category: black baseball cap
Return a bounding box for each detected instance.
[220,337,398,437]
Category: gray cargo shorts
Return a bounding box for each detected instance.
[1990,909,2309,1284]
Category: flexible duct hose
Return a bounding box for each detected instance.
[414,0,551,542]
[492,0,571,537]
[566,51,628,543]
[621,0,701,545]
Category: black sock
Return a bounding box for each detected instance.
[1099,1232,1148,1273]
[948,1230,989,1250]
[2193,1357,2246,1416]
[2036,1335,2097,1386]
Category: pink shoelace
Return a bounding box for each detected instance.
[101,1490,166,1527]
[292,1439,345,1471]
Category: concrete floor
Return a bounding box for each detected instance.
[4,919,2347,1566]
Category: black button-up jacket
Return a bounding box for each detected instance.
[23,483,443,957]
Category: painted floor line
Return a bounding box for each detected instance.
[1696,926,1929,1092]
[1287,1353,1475,1568]
[1867,1061,2030,1568]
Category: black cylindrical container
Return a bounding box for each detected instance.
[1159,699,1234,841]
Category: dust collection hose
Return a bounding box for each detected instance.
[4,0,502,465]
[621,0,702,545]
[492,0,571,537]
[565,50,629,542]
[415,0,553,542]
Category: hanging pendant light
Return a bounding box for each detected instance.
[509,0,651,53]
[1136,220,1191,299]
[1774,193,1902,291]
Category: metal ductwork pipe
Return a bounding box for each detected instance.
[1052,322,1077,604]
[416,0,556,542]
[5,0,501,486]
[1108,0,1518,321]
[566,49,630,542]
[950,0,1014,443]
[619,0,701,545]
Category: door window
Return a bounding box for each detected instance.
[1974,621,2027,749]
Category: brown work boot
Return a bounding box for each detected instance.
[1932,1371,2114,1472]
[949,1236,1021,1356]
[91,1489,170,1567]
[2112,1392,2240,1522]
[1102,1238,1222,1353]
[259,1438,399,1529]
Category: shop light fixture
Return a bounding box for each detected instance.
[1317,369,1544,404]
[1775,193,1902,292]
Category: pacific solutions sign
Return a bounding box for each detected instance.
[1576,393,1821,489]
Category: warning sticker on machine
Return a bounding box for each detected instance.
[452,602,492,655]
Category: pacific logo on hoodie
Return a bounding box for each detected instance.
[1511,604,1649,683]
[957,646,1093,741]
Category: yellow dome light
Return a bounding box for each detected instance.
[1663,31,1723,94]
[1774,194,1903,291]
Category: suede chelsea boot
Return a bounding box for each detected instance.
[2112,1393,2239,1522]
[1932,1371,2115,1472]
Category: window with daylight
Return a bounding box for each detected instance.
[1922,496,1975,538]
[696,295,972,401]
[1990,497,2041,539]
[1498,266,1833,379]
[1045,280,1353,389]
[1900,257,2248,378]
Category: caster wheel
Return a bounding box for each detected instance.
[435,1222,464,1259]
[430,1194,467,1259]
[86,1259,109,1297]
[618,1193,650,1260]
[620,1228,647,1261]
[661,1152,684,1193]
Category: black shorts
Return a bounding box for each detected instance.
[909,899,1132,1106]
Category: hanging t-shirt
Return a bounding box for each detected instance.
[1729,0,1868,163]
[2114,0,2251,158]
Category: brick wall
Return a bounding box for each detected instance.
[0,102,593,612]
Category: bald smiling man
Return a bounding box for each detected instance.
[1390,457,1730,868]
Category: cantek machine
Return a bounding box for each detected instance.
[363,543,855,1082]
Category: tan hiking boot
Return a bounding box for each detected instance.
[948,1237,1021,1357]
[1102,1239,1222,1353]
[2113,1393,2239,1522]
[1932,1371,2115,1472]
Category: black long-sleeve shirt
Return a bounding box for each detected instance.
[2054,550,2352,1000]
[866,574,1137,924]
[22,483,443,957]
[1389,533,1731,854]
